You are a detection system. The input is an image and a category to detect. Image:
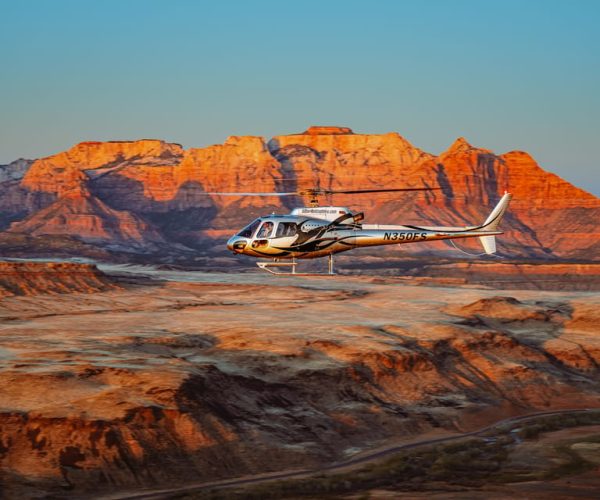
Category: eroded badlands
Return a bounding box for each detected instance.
[0,268,599,497]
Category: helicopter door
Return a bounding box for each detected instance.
[271,222,298,247]
[251,221,275,250]
[274,222,298,238]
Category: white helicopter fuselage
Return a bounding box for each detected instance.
[226,193,511,261]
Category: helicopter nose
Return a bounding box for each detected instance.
[227,236,247,253]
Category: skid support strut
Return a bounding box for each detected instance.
[256,254,336,276]
[256,257,296,275]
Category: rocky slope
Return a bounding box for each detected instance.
[0,273,599,497]
[1,128,599,260]
[0,261,119,297]
[0,159,33,183]
[9,185,164,246]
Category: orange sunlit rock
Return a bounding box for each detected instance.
[1,128,598,258]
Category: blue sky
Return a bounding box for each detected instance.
[1,0,599,194]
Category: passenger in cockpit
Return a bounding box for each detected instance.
[257,221,274,238]
[275,222,298,238]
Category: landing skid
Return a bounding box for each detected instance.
[256,255,335,276]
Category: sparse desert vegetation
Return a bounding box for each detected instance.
[186,412,600,499]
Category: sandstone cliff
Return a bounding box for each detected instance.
[7,141,180,245]
[1,129,599,260]
[9,185,164,245]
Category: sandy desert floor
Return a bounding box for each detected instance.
[0,266,599,498]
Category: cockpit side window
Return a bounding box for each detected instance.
[237,219,261,238]
[256,221,274,238]
[275,222,298,238]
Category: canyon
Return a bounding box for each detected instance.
[0,264,599,498]
[1,127,599,265]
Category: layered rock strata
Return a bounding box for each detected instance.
[0,276,598,497]
[0,261,119,297]
[1,129,599,259]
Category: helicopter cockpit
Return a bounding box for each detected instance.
[236,219,261,238]
[229,218,300,254]
[236,218,299,240]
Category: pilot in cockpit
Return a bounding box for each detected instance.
[257,221,274,238]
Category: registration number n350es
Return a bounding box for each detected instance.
[383,232,427,241]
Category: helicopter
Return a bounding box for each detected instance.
[211,187,512,275]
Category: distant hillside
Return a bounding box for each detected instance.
[1,127,599,262]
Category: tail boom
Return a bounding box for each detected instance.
[354,192,511,255]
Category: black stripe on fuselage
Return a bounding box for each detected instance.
[404,205,505,234]
[274,234,357,253]
[249,249,291,257]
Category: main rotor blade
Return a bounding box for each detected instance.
[201,192,298,196]
[319,187,442,195]
[201,187,440,196]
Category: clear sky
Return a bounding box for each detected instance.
[2,0,599,194]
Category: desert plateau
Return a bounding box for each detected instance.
[0,262,599,498]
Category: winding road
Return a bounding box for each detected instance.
[103,408,598,500]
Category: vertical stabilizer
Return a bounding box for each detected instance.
[482,192,512,231]
[478,192,512,254]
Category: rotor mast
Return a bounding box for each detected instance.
[300,189,322,207]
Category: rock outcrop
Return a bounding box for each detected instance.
[0,261,119,297]
[1,129,599,260]
[302,125,354,135]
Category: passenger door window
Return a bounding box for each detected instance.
[275,222,298,238]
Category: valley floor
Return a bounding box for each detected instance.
[0,266,599,498]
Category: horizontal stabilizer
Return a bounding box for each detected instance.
[479,235,497,254]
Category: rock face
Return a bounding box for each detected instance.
[8,141,180,245]
[429,141,600,257]
[9,186,164,245]
[0,159,33,183]
[91,136,283,239]
[21,139,183,196]
[1,129,599,260]
[268,131,434,206]
[302,125,354,135]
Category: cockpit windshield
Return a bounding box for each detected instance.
[237,219,261,238]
